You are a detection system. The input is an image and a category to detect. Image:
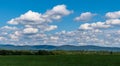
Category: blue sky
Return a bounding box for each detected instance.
[1,0,120,27]
[0,0,120,47]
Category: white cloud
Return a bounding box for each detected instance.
[44,25,58,31]
[45,4,72,17]
[20,10,42,21]
[1,26,18,30]
[7,19,19,25]
[79,11,120,30]
[50,36,59,40]
[74,12,96,22]
[1,7,120,47]
[43,4,73,22]
[0,4,73,46]
[106,19,120,25]
[9,34,19,41]
[8,5,72,25]
[14,31,22,36]
[79,23,92,30]
[7,10,45,25]
[106,11,120,19]
[91,22,111,29]
[79,22,111,30]
[23,28,39,34]
[6,4,72,38]
[0,36,6,41]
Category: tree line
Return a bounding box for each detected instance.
[0,50,120,55]
[0,50,55,55]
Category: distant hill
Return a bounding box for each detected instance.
[0,45,120,51]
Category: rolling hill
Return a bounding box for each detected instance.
[0,44,120,51]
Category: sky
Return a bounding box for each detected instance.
[1,0,120,47]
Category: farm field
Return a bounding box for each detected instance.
[0,55,120,66]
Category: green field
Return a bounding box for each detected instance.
[0,55,120,66]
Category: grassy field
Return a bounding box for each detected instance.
[0,55,119,66]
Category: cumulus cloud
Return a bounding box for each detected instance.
[106,19,120,25]
[79,22,111,30]
[9,34,19,41]
[0,36,6,41]
[1,26,18,30]
[79,11,120,30]
[44,25,58,31]
[1,6,120,47]
[45,4,73,20]
[0,4,73,46]
[74,12,96,22]
[79,23,92,30]
[106,11,120,19]
[6,4,72,33]
[55,30,120,47]
[91,22,111,29]
[23,28,39,34]
[8,5,72,25]
[8,10,46,25]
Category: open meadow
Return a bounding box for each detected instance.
[0,55,120,66]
